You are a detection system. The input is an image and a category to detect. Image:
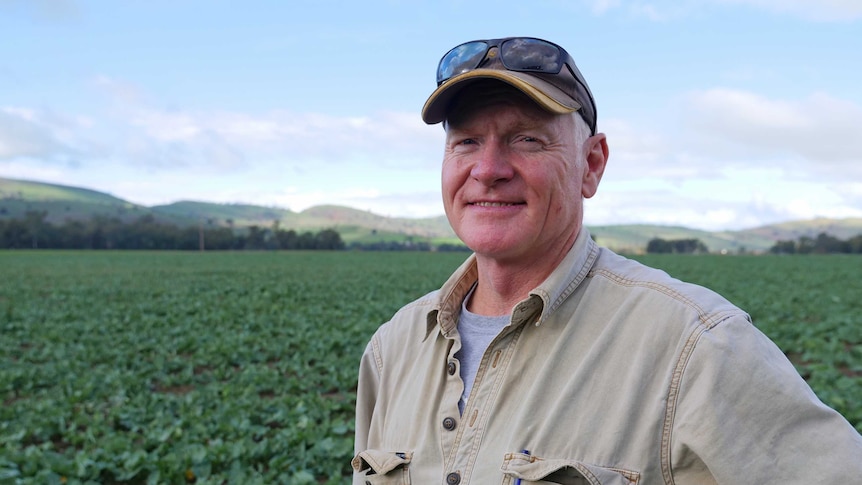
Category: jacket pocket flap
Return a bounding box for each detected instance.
[352,450,413,474]
[501,452,639,485]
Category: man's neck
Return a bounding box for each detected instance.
[467,236,577,316]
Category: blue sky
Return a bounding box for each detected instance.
[1,0,860,231]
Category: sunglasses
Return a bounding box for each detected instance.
[434,37,597,134]
[437,37,568,85]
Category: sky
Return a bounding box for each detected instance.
[1,0,860,231]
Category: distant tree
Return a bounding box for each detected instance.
[59,219,90,249]
[769,240,797,255]
[797,236,815,254]
[673,238,708,254]
[273,229,298,249]
[315,229,345,250]
[204,227,237,250]
[0,218,28,248]
[437,243,471,252]
[769,232,862,255]
[88,215,123,249]
[245,225,267,250]
[24,210,48,248]
[0,212,356,251]
[646,237,708,254]
[297,231,316,249]
[646,238,672,254]
[814,232,848,253]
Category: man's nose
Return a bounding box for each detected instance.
[470,143,515,185]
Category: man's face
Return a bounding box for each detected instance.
[442,90,596,264]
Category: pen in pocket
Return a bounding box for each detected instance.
[514,449,530,485]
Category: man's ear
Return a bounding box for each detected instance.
[582,133,608,199]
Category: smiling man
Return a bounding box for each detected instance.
[352,37,862,484]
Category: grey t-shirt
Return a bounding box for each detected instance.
[456,289,509,414]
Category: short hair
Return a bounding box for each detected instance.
[570,110,591,159]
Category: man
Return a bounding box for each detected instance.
[352,37,862,484]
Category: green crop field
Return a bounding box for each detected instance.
[1,251,860,484]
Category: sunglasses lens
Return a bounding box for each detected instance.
[500,38,562,73]
[437,41,489,83]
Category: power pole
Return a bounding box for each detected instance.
[199,218,205,251]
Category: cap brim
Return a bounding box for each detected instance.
[421,69,582,125]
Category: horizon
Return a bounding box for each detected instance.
[5,175,860,235]
[1,1,860,232]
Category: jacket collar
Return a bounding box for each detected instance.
[426,229,600,339]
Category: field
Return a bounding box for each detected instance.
[1,251,860,484]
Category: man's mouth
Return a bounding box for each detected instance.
[470,201,523,207]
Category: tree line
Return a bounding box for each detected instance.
[769,232,862,254]
[644,233,862,255]
[6,212,860,254]
[646,238,709,254]
[0,211,345,250]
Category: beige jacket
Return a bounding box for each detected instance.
[353,230,862,484]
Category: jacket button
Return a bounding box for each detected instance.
[447,361,456,375]
[446,471,461,484]
[442,417,456,430]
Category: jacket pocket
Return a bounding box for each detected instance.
[352,449,412,484]
[500,452,639,485]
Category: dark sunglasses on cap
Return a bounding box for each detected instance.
[431,37,597,134]
[437,37,568,84]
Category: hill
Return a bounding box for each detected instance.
[0,177,458,246]
[739,217,862,242]
[2,176,860,252]
[0,178,191,226]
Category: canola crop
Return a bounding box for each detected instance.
[1,251,859,483]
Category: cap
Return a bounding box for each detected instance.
[421,41,597,134]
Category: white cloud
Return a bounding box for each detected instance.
[2,92,444,176]
[586,184,858,231]
[0,160,66,182]
[682,89,862,171]
[131,110,203,142]
[93,75,147,106]
[590,110,862,231]
[0,107,85,161]
[599,119,724,183]
[119,107,442,171]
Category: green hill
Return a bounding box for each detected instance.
[0,177,174,225]
[0,178,125,204]
[299,205,454,238]
[151,200,303,228]
[589,224,782,254]
[740,217,862,242]
[2,176,860,252]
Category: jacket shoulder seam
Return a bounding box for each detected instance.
[589,268,744,329]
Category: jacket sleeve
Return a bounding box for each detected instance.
[670,314,862,483]
[353,336,382,483]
